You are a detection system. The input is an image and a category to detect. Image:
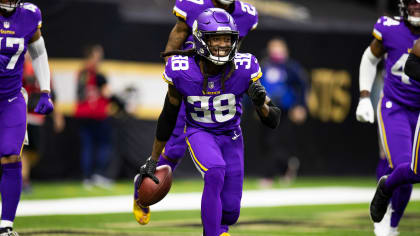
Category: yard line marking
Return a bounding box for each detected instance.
[12,187,420,216]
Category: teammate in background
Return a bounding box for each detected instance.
[0,1,53,235]
[135,9,280,236]
[133,0,259,225]
[370,3,420,231]
[356,1,420,235]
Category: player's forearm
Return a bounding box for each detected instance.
[165,31,186,52]
[153,93,181,160]
[359,46,381,96]
[164,21,189,62]
[28,36,51,93]
[257,100,281,129]
[256,102,269,117]
[150,139,167,161]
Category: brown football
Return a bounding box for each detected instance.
[136,165,173,207]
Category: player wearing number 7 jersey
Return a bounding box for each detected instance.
[356,1,420,235]
[135,9,280,236]
[0,1,53,235]
[133,0,259,226]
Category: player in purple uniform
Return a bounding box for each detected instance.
[134,9,280,236]
[0,1,53,235]
[133,0,259,225]
[356,1,420,235]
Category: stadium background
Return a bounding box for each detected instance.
[27,0,399,180]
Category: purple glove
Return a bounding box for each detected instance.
[34,93,54,114]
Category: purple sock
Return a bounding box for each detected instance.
[202,168,225,236]
[376,158,391,181]
[390,184,412,227]
[1,162,22,222]
[157,154,179,171]
[219,211,240,234]
[385,163,420,193]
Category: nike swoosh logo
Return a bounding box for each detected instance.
[8,96,17,102]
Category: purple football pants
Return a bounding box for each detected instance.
[185,126,244,236]
[157,102,187,170]
[377,95,419,227]
[0,92,26,157]
[384,113,420,191]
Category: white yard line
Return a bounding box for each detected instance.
[13,187,420,216]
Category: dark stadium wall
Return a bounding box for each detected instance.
[31,1,379,179]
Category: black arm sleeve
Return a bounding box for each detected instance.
[156,94,181,141]
[257,101,281,129]
[404,53,420,82]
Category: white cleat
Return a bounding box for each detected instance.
[388,227,399,236]
[373,204,394,236]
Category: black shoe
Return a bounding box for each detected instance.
[370,175,392,223]
[0,227,18,236]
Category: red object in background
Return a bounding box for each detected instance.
[74,68,109,120]
[23,59,40,97]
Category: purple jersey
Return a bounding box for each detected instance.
[173,0,258,48]
[163,53,262,133]
[0,3,42,100]
[373,16,420,108]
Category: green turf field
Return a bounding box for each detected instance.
[14,177,420,236]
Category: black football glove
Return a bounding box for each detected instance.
[248,82,267,107]
[135,157,159,188]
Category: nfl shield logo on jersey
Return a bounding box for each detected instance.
[208,82,214,89]
[3,21,10,29]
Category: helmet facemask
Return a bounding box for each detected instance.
[400,0,420,26]
[197,31,239,65]
[0,0,22,12]
[192,9,239,65]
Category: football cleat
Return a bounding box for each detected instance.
[219,233,231,236]
[388,227,400,236]
[370,176,392,223]
[0,227,19,236]
[133,174,151,225]
[373,204,392,236]
[133,200,151,225]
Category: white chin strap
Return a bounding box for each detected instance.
[0,3,15,12]
[217,0,234,5]
[408,16,420,26]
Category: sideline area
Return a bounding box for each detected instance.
[14,187,420,216]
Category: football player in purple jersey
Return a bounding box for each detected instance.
[135,9,280,236]
[0,1,53,235]
[356,1,420,235]
[133,0,259,225]
[166,0,258,57]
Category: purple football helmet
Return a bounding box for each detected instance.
[0,0,22,12]
[192,8,239,65]
[399,0,420,26]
